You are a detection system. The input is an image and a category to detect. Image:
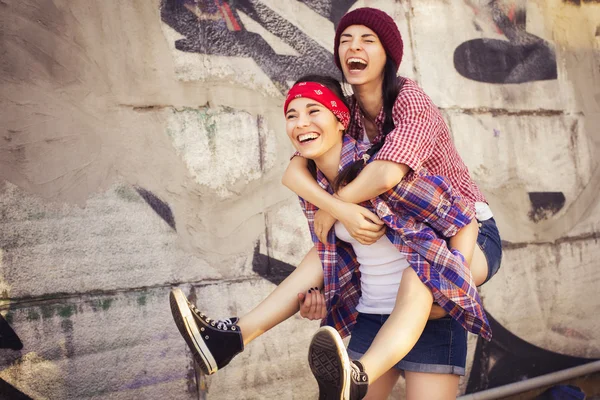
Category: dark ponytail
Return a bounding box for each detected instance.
[291,74,350,180]
[332,58,401,192]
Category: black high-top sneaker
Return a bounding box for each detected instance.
[169,288,243,375]
[349,360,368,400]
[308,326,351,400]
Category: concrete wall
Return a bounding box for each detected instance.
[0,0,598,398]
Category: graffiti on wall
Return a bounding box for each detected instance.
[0,315,22,350]
[528,191,566,222]
[563,0,600,4]
[0,315,29,398]
[467,315,596,392]
[135,187,177,231]
[454,0,557,84]
[160,0,360,92]
[0,379,32,400]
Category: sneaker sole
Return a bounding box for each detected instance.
[308,326,351,400]
[169,288,218,375]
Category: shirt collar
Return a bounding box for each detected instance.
[315,135,365,191]
[350,98,385,143]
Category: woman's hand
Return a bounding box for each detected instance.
[330,201,385,245]
[314,209,337,244]
[298,288,327,321]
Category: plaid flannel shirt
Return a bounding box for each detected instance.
[298,135,492,341]
[346,77,487,213]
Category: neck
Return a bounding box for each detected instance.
[352,75,384,122]
[313,141,343,184]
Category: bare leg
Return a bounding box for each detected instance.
[237,246,323,345]
[470,244,488,286]
[430,243,488,320]
[363,368,401,400]
[358,268,433,383]
[405,371,459,400]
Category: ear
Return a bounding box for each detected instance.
[337,121,345,133]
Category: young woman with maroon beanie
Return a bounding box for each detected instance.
[281,7,503,399]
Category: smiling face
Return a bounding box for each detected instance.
[338,25,387,87]
[285,97,345,162]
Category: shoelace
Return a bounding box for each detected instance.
[214,318,234,330]
[189,303,235,331]
[351,364,368,383]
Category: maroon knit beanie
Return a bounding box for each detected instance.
[334,7,403,72]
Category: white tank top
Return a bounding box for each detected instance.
[334,221,410,314]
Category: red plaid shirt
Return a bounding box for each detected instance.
[298,135,492,341]
[347,77,486,213]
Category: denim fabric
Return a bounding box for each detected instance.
[477,217,503,284]
[347,313,467,375]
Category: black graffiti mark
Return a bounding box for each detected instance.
[0,314,22,350]
[135,187,177,231]
[454,1,557,84]
[563,0,600,4]
[160,0,355,92]
[466,314,597,393]
[132,187,295,284]
[528,191,566,223]
[296,0,357,26]
[0,379,33,400]
[251,244,295,285]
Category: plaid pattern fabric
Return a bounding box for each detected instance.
[298,135,492,341]
[346,77,487,213]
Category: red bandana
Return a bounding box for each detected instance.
[284,82,350,129]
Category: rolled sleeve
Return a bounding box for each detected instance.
[374,89,438,171]
[382,171,475,238]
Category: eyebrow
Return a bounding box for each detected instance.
[340,33,377,39]
[286,103,323,114]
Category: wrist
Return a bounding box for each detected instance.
[326,196,346,220]
[334,189,351,203]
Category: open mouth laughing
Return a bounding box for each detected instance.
[346,57,367,71]
[297,132,320,144]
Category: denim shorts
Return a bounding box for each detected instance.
[477,217,503,285]
[347,313,467,375]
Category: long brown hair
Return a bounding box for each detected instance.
[333,58,401,192]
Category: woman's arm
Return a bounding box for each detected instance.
[283,157,409,208]
[336,160,410,203]
[282,156,343,217]
[449,218,478,266]
[283,156,385,244]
